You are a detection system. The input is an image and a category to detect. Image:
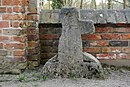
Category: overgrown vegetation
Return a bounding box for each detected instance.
[51,0,64,9]
[42,0,130,9]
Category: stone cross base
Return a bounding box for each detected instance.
[41,8,104,79]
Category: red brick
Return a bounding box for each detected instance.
[13,0,21,5]
[0,7,6,13]
[7,7,12,13]
[82,34,101,40]
[40,34,60,40]
[96,27,114,33]
[96,54,116,59]
[12,36,26,42]
[0,36,9,41]
[0,21,9,28]
[83,47,101,53]
[2,14,14,20]
[13,50,25,56]
[89,40,109,47]
[13,7,23,12]
[2,14,25,20]
[122,34,130,39]
[2,0,22,6]
[101,34,121,40]
[115,28,130,33]
[2,0,12,5]
[4,43,25,49]
[102,47,122,53]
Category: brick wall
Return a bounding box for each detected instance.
[0,0,39,72]
[39,23,130,64]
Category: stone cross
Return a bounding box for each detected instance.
[41,8,104,79]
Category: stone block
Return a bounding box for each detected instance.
[109,41,128,46]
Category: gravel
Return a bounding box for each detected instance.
[0,69,130,87]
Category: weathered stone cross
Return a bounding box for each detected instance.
[41,8,104,79]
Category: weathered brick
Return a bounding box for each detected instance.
[83,47,101,53]
[28,54,40,61]
[2,29,23,35]
[2,0,22,6]
[27,28,37,34]
[0,50,7,56]
[40,34,60,40]
[6,56,27,62]
[0,28,1,33]
[82,34,101,40]
[28,41,38,48]
[10,21,19,28]
[39,28,62,34]
[12,36,26,42]
[7,7,12,13]
[28,47,39,55]
[26,14,38,21]
[4,43,25,49]
[109,41,128,46]
[28,34,38,41]
[115,28,130,33]
[0,43,3,48]
[13,7,23,13]
[13,50,25,56]
[41,46,58,53]
[89,40,109,47]
[96,54,116,59]
[41,53,56,59]
[96,27,114,33]
[122,34,130,39]
[40,40,59,46]
[101,34,121,40]
[122,47,130,53]
[22,0,29,5]
[116,53,129,59]
[102,47,122,53]
[2,14,25,20]
[0,36,9,41]
[2,0,12,5]
[0,21,9,28]
[0,7,6,13]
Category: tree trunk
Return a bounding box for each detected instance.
[80,0,83,9]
